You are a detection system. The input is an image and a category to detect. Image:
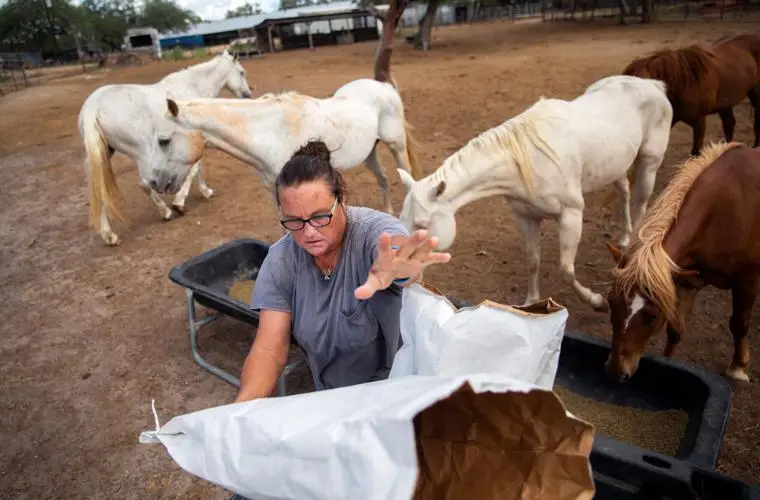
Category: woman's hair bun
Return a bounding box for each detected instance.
[292,140,332,163]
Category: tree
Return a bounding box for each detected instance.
[225,2,262,18]
[0,0,203,56]
[141,0,200,33]
[279,0,314,9]
[411,0,440,51]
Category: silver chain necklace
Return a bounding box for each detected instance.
[321,267,333,281]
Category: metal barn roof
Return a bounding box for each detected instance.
[159,1,364,40]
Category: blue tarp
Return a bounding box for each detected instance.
[160,35,205,50]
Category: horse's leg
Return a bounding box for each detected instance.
[725,282,758,382]
[140,179,174,221]
[513,211,542,306]
[686,116,707,157]
[388,143,413,178]
[613,176,633,249]
[748,87,760,148]
[196,160,215,200]
[629,151,662,230]
[171,159,202,214]
[717,107,737,142]
[664,287,700,358]
[99,203,119,246]
[557,206,607,311]
[363,144,393,215]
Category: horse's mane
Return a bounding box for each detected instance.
[258,90,302,101]
[437,98,563,195]
[614,141,746,324]
[161,53,230,81]
[622,44,719,98]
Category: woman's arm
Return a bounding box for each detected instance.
[234,310,292,403]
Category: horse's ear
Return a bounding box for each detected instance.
[605,240,624,264]
[167,98,179,118]
[434,180,446,199]
[397,168,416,193]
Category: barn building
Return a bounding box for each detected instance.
[158,2,381,54]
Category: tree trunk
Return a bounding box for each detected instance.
[640,0,653,22]
[413,0,440,51]
[618,0,630,24]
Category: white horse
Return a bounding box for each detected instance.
[78,50,253,246]
[160,77,422,215]
[396,75,674,311]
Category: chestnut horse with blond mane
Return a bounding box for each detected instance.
[604,141,760,385]
[623,34,760,157]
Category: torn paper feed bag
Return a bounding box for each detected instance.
[139,373,595,500]
[390,283,568,390]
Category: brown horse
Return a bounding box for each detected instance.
[603,141,760,384]
[623,34,760,157]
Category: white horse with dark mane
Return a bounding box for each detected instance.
[396,75,673,311]
[78,50,253,246]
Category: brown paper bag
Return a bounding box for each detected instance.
[413,382,595,500]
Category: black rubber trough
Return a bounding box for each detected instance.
[169,237,749,498]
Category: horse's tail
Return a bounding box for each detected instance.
[403,119,423,180]
[80,103,125,230]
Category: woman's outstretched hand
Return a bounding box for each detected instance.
[354,230,452,300]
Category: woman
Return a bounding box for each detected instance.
[234,141,451,402]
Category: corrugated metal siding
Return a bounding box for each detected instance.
[158,1,361,40]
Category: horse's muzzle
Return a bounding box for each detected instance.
[149,177,179,195]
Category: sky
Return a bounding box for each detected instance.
[175,0,279,21]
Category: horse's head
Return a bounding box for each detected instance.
[397,169,457,250]
[603,241,666,383]
[219,50,253,98]
[143,111,205,194]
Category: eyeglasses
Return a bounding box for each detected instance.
[280,198,338,231]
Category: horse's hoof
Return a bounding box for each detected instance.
[200,187,215,199]
[102,233,120,246]
[171,203,186,216]
[725,365,750,382]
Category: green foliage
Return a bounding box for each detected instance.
[225,2,262,18]
[278,0,328,10]
[0,0,201,54]
[166,45,186,60]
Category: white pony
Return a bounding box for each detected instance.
[396,75,674,311]
[78,50,253,246]
[160,72,421,215]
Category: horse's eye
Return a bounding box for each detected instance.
[158,138,170,147]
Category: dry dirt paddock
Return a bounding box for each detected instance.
[2,17,760,499]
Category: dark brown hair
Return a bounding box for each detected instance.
[274,140,347,205]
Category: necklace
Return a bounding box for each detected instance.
[321,267,333,281]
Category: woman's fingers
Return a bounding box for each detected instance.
[396,230,428,260]
[375,233,395,268]
[355,272,389,300]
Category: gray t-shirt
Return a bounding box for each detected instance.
[250,206,409,391]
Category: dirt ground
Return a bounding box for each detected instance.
[2,17,760,499]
